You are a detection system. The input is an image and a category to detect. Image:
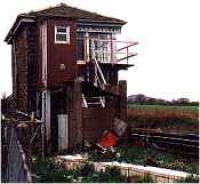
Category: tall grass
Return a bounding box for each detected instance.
[127,105,199,132]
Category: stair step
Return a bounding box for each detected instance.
[87,102,101,105]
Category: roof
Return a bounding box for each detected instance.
[26,3,126,24]
[5,3,126,43]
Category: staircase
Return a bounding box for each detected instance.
[81,59,107,108]
[82,94,105,108]
[93,58,107,90]
[80,36,138,108]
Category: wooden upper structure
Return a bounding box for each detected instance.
[5,4,137,149]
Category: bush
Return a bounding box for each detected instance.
[96,166,128,183]
[32,159,73,182]
[177,175,199,183]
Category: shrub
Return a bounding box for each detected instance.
[177,175,199,183]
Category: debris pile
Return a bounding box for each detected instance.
[96,118,127,152]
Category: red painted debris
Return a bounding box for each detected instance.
[97,131,119,149]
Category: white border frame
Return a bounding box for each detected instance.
[55,25,70,44]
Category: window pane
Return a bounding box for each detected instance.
[56,34,67,41]
[57,27,66,33]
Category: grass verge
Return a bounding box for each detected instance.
[88,145,199,174]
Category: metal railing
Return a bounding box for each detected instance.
[77,37,138,64]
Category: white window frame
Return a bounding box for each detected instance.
[55,26,70,44]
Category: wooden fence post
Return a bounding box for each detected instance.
[119,80,127,122]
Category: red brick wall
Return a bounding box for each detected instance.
[15,28,29,112]
[82,81,127,142]
[27,23,39,112]
[82,97,118,141]
[11,23,39,113]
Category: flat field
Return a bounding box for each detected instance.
[128,104,199,113]
[127,104,199,134]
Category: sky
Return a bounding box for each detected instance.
[0,0,199,101]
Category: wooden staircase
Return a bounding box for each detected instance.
[81,56,108,108]
[80,37,138,108]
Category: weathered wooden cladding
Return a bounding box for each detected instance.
[47,18,77,87]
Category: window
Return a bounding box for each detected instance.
[55,26,70,44]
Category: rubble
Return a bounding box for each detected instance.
[96,118,128,152]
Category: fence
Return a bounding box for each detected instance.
[5,125,32,182]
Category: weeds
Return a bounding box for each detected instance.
[32,159,128,182]
[177,174,199,183]
[88,145,199,174]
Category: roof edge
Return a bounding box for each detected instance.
[5,15,35,44]
[28,3,126,24]
[78,18,127,25]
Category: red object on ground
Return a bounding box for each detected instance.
[97,131,119,149]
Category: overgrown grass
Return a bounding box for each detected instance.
[88,145,199,174]
[32,148,198,183]
[32,159,129,183]
[127,104,199,134]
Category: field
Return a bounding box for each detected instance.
[128,104,199,113]
[127,104,199,134]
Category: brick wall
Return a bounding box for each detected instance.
[11,23,39,113]
[27,23,39,113]
[82,96,119,141]
[15,27,29,112]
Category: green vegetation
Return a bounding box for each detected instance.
[32,146,198,183]
[31,104,199,183]
[32,158,156,183]
[32,159,72,182]
[32,159,128,183]
[127,104,199,134]
[88,145,199,174]
[176,175,199,183]
[128,104,199,113]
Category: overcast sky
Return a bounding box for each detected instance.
[0,0,199,101]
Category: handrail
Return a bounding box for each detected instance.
[77,36,138,65]
[94,58,107,86]
[117,42,139,52]
[94,70,104,89]
[82,94,88,108]
[117,53,138,62]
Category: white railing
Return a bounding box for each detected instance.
[94,57,106,89]
[77,37,138,64]
[82,95,105,108]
